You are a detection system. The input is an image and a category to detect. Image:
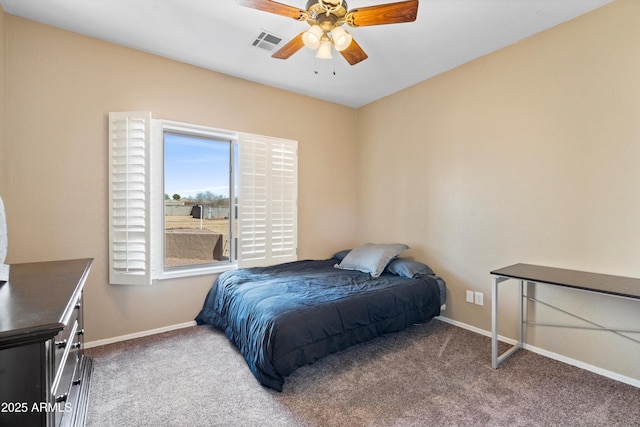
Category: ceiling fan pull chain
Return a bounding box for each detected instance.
[332,47,337,75]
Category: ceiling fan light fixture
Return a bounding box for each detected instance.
[315,39,333,59]
[302,25,323,49]
[330,27,352,51]
[241,0,419,66]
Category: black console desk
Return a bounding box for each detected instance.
[0,259,93,426]
[490,263,640,369]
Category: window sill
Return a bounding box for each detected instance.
[154,263,237,281]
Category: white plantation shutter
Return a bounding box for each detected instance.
[238,134,298,267]
[108,111,153,285]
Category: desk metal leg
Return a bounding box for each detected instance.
[492,275,524,369]
[518,279,524,347]
[491,276,500,368]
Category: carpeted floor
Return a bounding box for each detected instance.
[85,319,640,426]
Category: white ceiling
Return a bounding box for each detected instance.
[0,0,612,108]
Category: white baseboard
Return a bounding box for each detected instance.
[435,315,519,345]
[84,321,197,349]
[435,315,640,389]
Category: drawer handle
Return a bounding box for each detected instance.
[77,329,85,336]
[73,379,82,386]
[72,342,82,349]
[56,339,67,349]
[55,393,68,403]
[75,302,81,310]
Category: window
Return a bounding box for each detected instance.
[108,112,297,285]
[162,125,236,271]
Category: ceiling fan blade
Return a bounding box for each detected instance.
[346,0,419,27]
[339,38,368,66]
[272,32,306,59]
[236,0,305,20]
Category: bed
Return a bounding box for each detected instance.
[195,244,446,391]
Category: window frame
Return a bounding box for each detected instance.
[152,120,238,280]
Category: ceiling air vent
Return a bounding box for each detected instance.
[251,31,282,52]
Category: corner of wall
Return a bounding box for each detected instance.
[0,5,7,195]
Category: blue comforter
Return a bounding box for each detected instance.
[195,258,443,391]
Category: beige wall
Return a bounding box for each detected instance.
[3,15,359,342]
[358,0,640,381]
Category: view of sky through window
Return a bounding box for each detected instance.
[164,132,230,199]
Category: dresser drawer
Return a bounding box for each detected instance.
[53,297,81,375]
[52,320,79,404]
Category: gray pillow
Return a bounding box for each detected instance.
[334,243,409,277]
[385,258,434,278]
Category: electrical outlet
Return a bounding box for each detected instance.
[474,291,484,306]
[466,290,474,303]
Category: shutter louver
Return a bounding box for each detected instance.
[238,134,297,267]
[109,112,153,285]
[270,141,297,259]
[238,138,268,262]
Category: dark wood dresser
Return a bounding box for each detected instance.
[0,259,93,427]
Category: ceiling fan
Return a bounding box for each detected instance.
[237,0,419,65]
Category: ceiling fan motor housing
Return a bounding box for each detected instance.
[306,0,348,26]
